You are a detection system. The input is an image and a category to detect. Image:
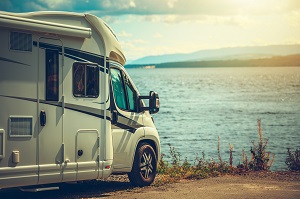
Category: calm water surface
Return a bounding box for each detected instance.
[127,67,300,170]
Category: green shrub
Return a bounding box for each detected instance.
[157,142,233,184]
[156,119,276,186]
[286,148,300,171]
[249,119,274,171]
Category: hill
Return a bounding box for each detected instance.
[128,45,300,65]
[125,54,300,68]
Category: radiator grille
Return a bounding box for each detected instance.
[10,31,32,52]
[9,117,33,137]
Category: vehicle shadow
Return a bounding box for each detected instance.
[0,177,134,199]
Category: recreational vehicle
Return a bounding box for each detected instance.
[0,11,160,190]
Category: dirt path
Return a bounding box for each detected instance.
[108,176,300,199]
[0,172,299,199]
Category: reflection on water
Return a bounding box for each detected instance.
[127,67,300,170]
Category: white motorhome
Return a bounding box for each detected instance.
[0,11,160,190]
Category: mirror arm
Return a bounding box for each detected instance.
[139,96,150,100]
[138,95,151,111]
[138,91,160,114]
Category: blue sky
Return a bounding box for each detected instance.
[1,0,300,60]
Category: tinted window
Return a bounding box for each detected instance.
[86,65,99,97]
[46,49,59,101]
[73,63,85,97]
[73,62,99,98]
[111,68,138,112]
[111,68,127,110]
[125,79,137,111]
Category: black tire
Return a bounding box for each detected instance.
[128,142,157,187]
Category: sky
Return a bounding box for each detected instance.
[1,0,300,61]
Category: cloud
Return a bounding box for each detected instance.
[100,15,120,24]
[282,38,300,45]
[167,0,177,8]
[0,0,72,12]
[119,40,148,60]
[251,38,300,46]
[1,0,300,28]
[2,0,300,16]
[144,14,256,28]
[153,33,163,38]
[285,10,300,27]
[281,0,300,12]
[118,30,132,37]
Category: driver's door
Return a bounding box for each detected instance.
[110,66,145,170]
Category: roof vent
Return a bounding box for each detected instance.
[10,31,32,52]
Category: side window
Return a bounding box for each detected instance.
[111,68,138,112]
[125,77,137,111]
[73,62,99,98]
[86,65,99,97]
[46,49,59,101]
[111,68,127,110]
[73,63,85,97]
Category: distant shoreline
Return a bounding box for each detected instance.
[125,54,300,69]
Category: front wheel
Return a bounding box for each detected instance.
[128,143,157,187]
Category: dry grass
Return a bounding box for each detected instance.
[156,119,281,185]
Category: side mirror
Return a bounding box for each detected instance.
[139,91,160,114]
[149,91,160,114]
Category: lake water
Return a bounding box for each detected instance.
[126,67,300,171]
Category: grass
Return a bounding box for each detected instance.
[154,148,233,186]
[155,140,233,186]
[286,147,300,171]
[154,119,279,185]
[238,119,275,171]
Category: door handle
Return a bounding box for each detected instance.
[78,149,83,157]
[40,110,46,126]
[112,110,118,125]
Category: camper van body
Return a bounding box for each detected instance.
[0,11,160,189]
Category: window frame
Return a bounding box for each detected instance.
[73,62,99,98]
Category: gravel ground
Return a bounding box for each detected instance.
[0,171,299,199]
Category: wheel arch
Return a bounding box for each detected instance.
[128,127,161,171]
[139,139,158,159]
[130,137,161,168]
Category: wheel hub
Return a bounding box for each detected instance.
[140,152,153,179]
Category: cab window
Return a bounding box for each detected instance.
[125,78,136,111]
[111,68,127,110]
[111,68,137,112]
